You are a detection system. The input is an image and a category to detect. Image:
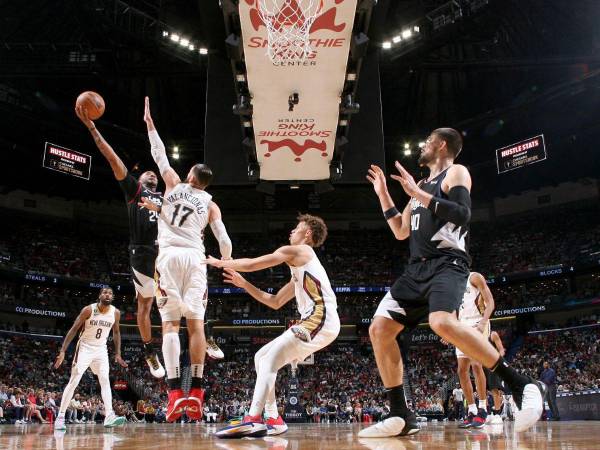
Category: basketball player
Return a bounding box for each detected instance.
[455,271,495,429]
[76,102,225,365]
[205,215,340,438]
[75,105,165,378]
[359,128,545,438]
[53,287,128,430]
[139,96,232,422]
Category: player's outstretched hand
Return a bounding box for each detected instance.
[204,255,225,268]
[223,268,247,288]
[115,355,128,368]
[366,164,388,197]
[54,351,65,369]
[143,96,153,124]
[138,197,160,212]
[75,105,94,129]
[391,161,419,197]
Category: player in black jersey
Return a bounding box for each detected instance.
[76,105,165,378]
[360,128,545,438]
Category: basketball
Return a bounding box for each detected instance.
[76,91,105,120]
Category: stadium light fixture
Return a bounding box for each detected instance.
[401,29,413,39]
[382,41,392,49]
[162,31,169,37]
[404,142,410,149]
[179,38,189,47]
[170,34,180,43]
[172,153,180,160]
[188,44,195,51]
[404,149,412,156]
[419,142,425,148]
[199,48,208,55]
[392,35,402,44]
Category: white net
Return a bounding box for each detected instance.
[257,0,323,63]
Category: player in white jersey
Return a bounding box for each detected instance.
[206,214,340,438]
[53,287,128,430]
[140,97,232,423]
[455,272,495,428]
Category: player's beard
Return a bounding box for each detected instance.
[100,298,112,306]
[144,180,158,191]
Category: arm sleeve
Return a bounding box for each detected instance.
[209,219,232,259]
[117,172,141,203]
[148,130,171,175]
[427,185,471,226]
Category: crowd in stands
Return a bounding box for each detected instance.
[1,203,599,289]
[1,319,597,425]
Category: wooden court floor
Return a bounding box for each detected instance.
[1,421,599,450]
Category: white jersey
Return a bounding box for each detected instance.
[289,247,337,320]
[158,183,212,252]
[458,273,485,322]
[78,303,116,347]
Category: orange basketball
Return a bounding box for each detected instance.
[76,91,105,120]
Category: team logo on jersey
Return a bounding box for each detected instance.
[290,325,311,342]
[156,296,168,309]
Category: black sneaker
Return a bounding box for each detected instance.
[400,411,420,436]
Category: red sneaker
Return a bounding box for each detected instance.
[265,416,288,435]
[242,414,263,424]
[186,388,205,421]
[166,389,186,422]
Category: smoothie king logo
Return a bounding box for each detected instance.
[258,119,332,161]
[244,0,348,58]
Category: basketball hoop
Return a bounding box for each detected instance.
[257,0,323,63]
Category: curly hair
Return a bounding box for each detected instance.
[297,214,328,247]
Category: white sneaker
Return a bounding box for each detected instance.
[103,413,126,428]
[54,416,66,431]
[145,352,166,378]
[206,337,225,360]
[358,417,406,438]
[514,382,545,432]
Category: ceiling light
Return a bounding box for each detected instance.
[401,29,412,39]
[170,34,180,43]
[392,35,402,44]
[382,41,391,49]
[199,48,208,55]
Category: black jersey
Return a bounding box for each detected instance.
[408,168,470,265]
[118,173,162,246]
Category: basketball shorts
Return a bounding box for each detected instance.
[154,247,207,322]
[129,244,158,298]
[374,256,469,329]
[72,341,110,377]
[261,313,340,367]
[455,318,491,358]
[485,368,506,391]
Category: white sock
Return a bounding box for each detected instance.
[478,400,487,410]
[191,363,204,378]
[162,332,181,380]
[468,403,477,415]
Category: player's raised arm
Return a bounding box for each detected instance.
[367,164,410,240]
[470,272,495,333]
[54,305,92,369]
[208,201,232,260]
[223,268,295,310]
[205,245,304,272]
[75,106,127,180]
[112,309,128,368]
[144,96,181,191]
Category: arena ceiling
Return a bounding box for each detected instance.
[1,0,599,207]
